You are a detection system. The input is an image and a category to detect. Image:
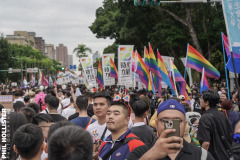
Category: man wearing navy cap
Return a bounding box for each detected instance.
[128,99,214,160]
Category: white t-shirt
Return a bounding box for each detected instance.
[87,121,111,142]
[40,104,62,114]
[61,106,76,119]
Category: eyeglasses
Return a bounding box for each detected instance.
[158,118,184,125]
[232,133,240,143]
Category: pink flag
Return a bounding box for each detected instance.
[41,72,49,86]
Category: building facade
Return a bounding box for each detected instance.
[34,37,45,54]
[6,31,36,47]
[45,44,55,60]
[56,44,68,67]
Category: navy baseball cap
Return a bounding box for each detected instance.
[157,99,186,116]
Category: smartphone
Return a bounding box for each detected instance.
[164,119,180,150]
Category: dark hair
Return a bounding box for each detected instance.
[19,107,36,123]
[131,100,149,117]
[45,94,52,104]
[190,117,198,125]
[13,101,25,112]
[138,89,146,95]
[32,113,54,125]
[202,90,220,108]
[48,96,59,109]
[13,124,44,159]
[48,125,93,160]
[1,90,6,95]
[18,89,24,96]
[93,91,112,105]
[221,100,233,111]
[65,91,71,97]
[129,94,140,107]
[0,104,4,112]
[83,92,93,100]
[24,95,30,103]
[48,121,74,140]
[111,101,130,117]
[9,112,28,160]
[27,103,40,114]
[70,97,74,103]
[76,96,88,111]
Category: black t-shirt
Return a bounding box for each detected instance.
[131,124,155,145]
[127,140,214,160]
[197,107,233,160]
[49,114,67,122]
[68,112,79,121]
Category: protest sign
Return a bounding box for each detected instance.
[80,57,97,87]
[118,45,134,86]
[102,54,115,86]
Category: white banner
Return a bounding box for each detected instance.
[180,58,193,87]
[162,56,174,70]
[80,57,97,87]
[118,45,134,86]
[102,54,115,86]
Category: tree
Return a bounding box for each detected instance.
[73,44,92,59]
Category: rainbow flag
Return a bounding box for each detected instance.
[222,33,240,73]
[23,77,27,88]
[157,50,176,95]
[149,43,162,93]
[144,46,150,70]
[200,68,209,94]
[97,61,104,89]
[136,52,152,90]
[172,62,186,95]
[110,57,118,79]
[186,44,220,79]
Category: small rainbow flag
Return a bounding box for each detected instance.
[110,58,118,79]
[97,61,104,89]
[200,68,209,94]
[132,50,137,72]
[172,62,186,95]
[186,44,220,79]
[136,52,152,90]
[157,50,175,95]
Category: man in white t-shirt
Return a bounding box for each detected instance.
[86,91,111,158]
[62,97,76,120]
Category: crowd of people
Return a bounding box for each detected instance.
[0,82,240,160]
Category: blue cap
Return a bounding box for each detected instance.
[157,99,185,116]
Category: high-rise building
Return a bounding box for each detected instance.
[68,55,73,66]
[34,37,45,54]
[45,44,55,60]
[56,44,68,67]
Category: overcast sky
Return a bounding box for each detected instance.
[0,0,114,66]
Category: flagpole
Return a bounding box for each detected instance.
[184,43,189,80]
[221,32,230,99]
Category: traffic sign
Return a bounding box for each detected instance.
[8,68,22,73]
[70,65,77,71]
[27,68,38,73]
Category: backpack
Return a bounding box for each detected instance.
[35,92,47,111]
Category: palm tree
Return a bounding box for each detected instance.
[73,44,92,59]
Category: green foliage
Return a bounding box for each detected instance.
[0,36,62,83]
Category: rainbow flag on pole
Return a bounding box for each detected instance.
[144,46,150,70]
[172,62,186,95]
[136,52,152,90]
[110,58,118,79]
[157,50,176,95]
[200,68,209,94]
[186,44,220,79]
[97,61,104,89]
[149,43,162,93]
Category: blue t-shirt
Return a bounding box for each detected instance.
[71,117,96,129]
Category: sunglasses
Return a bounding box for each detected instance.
[232,133,240,143]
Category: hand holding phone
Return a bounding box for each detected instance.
[164,119,181,150]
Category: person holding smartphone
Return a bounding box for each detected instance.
[128,99,214,160]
